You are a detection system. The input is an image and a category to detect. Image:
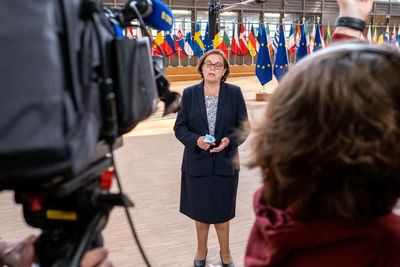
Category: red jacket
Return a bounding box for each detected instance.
[245,187,400,267]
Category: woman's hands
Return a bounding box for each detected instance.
[197,137,230,153]
[210,137,230,153]
[337,0,373,20]
[197,136,215,151]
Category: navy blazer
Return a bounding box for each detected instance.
[174,81,249,177]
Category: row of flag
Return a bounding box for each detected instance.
[134,22,335,61]
[256,22,331,85]
[126,22,400,86]
[365,25,400,46]
[255,23,400,86]
[126,22,330,85]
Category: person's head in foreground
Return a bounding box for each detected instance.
[246,42,400,266]
[251,42,400,221]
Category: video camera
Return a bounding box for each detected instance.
[0,0,178,266]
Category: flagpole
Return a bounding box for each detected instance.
[178,48,182,67]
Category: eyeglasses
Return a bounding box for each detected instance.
[204,60,224,70]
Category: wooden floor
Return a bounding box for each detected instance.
[0,75,279,267]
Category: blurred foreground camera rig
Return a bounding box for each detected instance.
[0,0,179,266]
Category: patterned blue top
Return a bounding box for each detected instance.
[205,95,219,136]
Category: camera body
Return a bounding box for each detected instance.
[0,0,178,266]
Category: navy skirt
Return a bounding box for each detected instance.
[180,171,239,224]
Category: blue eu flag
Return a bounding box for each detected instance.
[313,24,324,52]
[296,24,308,62]
[203,23,214,53]
[255,24,273,86]
[273,24,289,82]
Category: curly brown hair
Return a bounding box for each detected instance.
[197,49,230,82]
[248,42,400,221]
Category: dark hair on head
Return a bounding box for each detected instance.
[248,42,400,221]
[197,49,230,82]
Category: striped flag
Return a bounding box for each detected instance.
[164,31,176,58]
[153,30,164,55]
[248,26,257,57]
[256,24,262,52]
[384,25,390,43]
[214,25,227,55]
[221,26,231,57]
[184,32,194,57]
[126,27,134,38]
[320,25,325,46]
[287,25,296,56]
[373,26,378,43]
[310,23,316,53]
[295,25,301,49]
[213,28,222,49]
[306,25,311,53]
[378,26,384,43]
[326,24,332,45]
[272,27,279,53]
[392,26,397,45]
[231,23,241,55]
[266,24,274,55]
[135,28,142,39]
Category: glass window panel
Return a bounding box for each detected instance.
[264,12,280,38]
[243,12,260,34]
[197,10,208,33]
[220,11,239,37]
[171,9,191,35]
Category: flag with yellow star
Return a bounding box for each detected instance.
[313,23,324,53]
[273,24,289,82]
[296,24,308,62]
[255,24,272,86]
[203,23,214,53]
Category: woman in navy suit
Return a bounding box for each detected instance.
[174,49,249,267]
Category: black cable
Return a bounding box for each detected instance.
[127,5,167,58]
[129,24,166,57]
[108,144,152,267]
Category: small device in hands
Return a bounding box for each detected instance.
[204,134,216,143]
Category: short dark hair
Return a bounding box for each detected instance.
[197,49,230,82]
[248,43,400,221]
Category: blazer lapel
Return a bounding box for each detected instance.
[196,81,209,132]
[215,82,227,131]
